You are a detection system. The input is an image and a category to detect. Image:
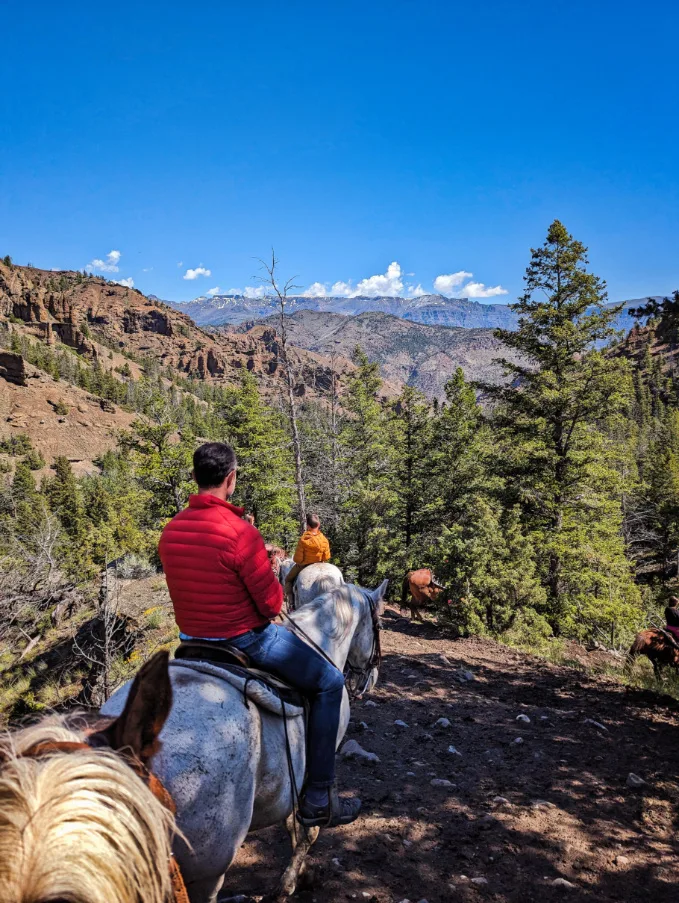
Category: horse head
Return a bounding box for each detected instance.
[0,652,177,903]
[344,580,388,698]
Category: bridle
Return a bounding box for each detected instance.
[281,590,382,701]
[0,723,189,903]
[343,591,383,700]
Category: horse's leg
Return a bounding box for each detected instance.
[272,816,320,899]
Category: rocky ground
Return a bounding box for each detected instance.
[220,609,679,903]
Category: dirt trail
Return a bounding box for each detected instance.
[220,608,679,903]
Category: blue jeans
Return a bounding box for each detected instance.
[228,623,344,790]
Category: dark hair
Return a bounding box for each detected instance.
[193,442,237,489]
[306,512,321,529]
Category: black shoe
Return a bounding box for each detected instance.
[297,786,362,828]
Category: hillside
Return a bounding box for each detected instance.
[0,262,361,402]
[0,263,401,465]
[232,310,525,398]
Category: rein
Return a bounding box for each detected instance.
[281,591,382,701]
[4,729,189,903]
[344,592,382,700]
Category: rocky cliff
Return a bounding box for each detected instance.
[0,263,363,400]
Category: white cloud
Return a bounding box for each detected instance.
[329,280,354,297]
[302,281,328,298]
[177,261,183,268]
[142,266,154,272]
[433,271,473,295]
[433,270,507,299]
[202,262,507,303]
[354,261,404,297]
[462,281,508,298]
[183,266,212,280]
[114,277,134,288]
[86,249,121,273]
[309,262,422,299]
[206,286,221,296]
[243,285,269,299]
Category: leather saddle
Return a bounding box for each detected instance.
[174,640,305,708]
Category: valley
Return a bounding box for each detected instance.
[230,310,524,399]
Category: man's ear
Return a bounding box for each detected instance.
[100,651,173,764]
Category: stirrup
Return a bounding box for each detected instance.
[297,786,361,828]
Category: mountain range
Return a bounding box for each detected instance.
[167,292,660,332]
[230,311,524,400]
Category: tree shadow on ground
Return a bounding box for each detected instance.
[219,619,679,902]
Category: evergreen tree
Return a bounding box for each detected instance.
[10,462,42,537]
[485,220,641,637]
[45,456,84,540]
[120,420,195,520]
[217,374,296,545]
[336,349,398,584]
[390,386,433,564]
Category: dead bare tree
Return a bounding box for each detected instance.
[0,509,80,647]
[256,250,307,531]
[73,559,133,705]
[329,343,341,533]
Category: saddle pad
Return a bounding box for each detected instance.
[169,659,305,718]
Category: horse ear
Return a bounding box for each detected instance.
[371,579,389,611]
[102,650,173,764]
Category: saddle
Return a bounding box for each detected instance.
[174,640,305,709]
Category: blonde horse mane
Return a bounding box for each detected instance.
[0,715,175,903]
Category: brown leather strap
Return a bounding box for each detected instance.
[170,855,191,903]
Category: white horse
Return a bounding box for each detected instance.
[279,559,345,609]
[101,578,387,903]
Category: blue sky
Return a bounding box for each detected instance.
[1,0,677,304]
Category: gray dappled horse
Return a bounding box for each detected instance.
[278,558,345,610]
[101,578,387,903]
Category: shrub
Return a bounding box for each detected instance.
[24,448,46,470]
[53,399,70,415]
[115,552,157,580]
[501,608,554,651]
[0,433,33,455]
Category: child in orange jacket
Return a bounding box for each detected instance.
[285,513,331,599]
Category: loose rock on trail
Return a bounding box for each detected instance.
[220,608,679,902]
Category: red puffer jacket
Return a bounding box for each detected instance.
[159,494,283,639]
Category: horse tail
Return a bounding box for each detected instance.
[401,573,410,606]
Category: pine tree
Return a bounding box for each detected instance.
[120,420,195,521]
[44,455,84,543]
[217,374,296,545]
[390,386,433,564]
[486,220,641,637]
[638,409,679,580]
[10,462,42,537]
[336,349,398,585]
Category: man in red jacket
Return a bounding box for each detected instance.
[159,442,360,828]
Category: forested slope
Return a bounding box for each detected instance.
[1,222,679,722]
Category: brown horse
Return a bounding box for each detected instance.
[401,568,444,621]
[629,628,679,679]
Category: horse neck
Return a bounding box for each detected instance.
[290,593,362,670]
